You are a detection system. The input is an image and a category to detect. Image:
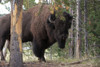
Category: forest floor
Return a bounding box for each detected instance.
[0,60,99,67]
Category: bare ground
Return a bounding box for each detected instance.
[0,61,98,67]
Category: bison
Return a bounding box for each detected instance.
[0,11,32,60]
[0,4,72,62]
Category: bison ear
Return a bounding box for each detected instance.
[63,11,73,21]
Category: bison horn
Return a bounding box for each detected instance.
[48,15,54,23]
[48,13,56,23]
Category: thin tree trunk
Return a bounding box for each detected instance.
[68,0,72,59]
[75,0,81,59]
[10,0,23,67]
[69,0,75,58]
[69,31,73,58]
[84,0,88,57]
[69,11,74,58]
[70,19,75,58]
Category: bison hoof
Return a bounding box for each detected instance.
[38,57,46,62]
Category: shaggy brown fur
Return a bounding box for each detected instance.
[0,14,10,60]
[0,4,72,62]
[28,4,72,62]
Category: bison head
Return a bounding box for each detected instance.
[47,11,73,49]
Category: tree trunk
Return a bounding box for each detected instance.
[69,0,75,58]
[75,0,81,59]
[68,32,73,58]
[69,19,75,58]
[10,0,23,67]
[84,0,88,57]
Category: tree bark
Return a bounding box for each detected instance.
[75,0,81,59]
[84,0,88,57]
[10,0,23,67]
[69,0,75,58]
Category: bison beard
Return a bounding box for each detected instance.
[0,4,73,62]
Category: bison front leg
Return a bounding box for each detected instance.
[3,40,10,57]
[32,41,46,62]
[0,38,6,61]
[38,50,46,62]
[0,51,5,60]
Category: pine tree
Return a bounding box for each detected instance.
[10,0,23,67]
[75,0,81,59]
[84,0,88,57]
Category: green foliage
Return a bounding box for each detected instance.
[86,0,100,55]
[53,0,70,21]
[23,0,36,10]
[88,3,100,43]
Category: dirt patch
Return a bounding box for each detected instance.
[0,61,96,67]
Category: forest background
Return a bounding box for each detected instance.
[0,0,100,66]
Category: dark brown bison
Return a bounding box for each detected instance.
[0,4,72,62]
[0,11,32,60]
